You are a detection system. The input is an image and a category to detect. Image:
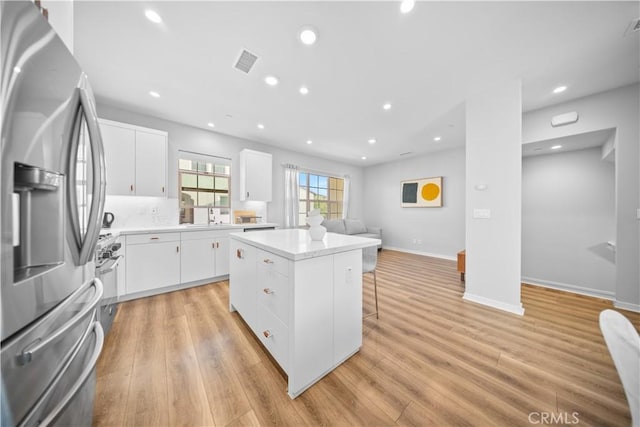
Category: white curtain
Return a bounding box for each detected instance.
[283,164,299,228]
[342,175,350,219]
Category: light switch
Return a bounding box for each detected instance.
[473,208,491,219]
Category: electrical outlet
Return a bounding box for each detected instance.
[416,239,422,245]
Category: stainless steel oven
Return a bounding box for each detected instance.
[95,233,122,335]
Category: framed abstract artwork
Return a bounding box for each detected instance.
[401,176,443,207]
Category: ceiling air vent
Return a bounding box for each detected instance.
[234,49,258,73]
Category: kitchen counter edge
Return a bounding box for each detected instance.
[102,223,279,237]
[229,229,380,261]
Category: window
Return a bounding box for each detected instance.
[179,154,231,224]
[298,172,344,224]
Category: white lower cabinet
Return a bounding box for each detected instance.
[124,229,231,298]
[229,238,362,398]
[180,230,230,284]
[125,233,181,295]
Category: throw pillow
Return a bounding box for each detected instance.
[322,219,346,234]
[344,219,368,235]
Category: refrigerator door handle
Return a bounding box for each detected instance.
[18,321,104,427]
[65,86,107,266]
[17,278,103,366]
[78,86,106,265]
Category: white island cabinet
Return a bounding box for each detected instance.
[229,229,380,398]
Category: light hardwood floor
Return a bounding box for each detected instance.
[93,250,639,427]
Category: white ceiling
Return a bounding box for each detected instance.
[73,1,639,166]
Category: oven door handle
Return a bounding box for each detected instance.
[96,255,123,275]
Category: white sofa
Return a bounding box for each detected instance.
[322,218,382,249]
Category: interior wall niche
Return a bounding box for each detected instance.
[521,137,616,298]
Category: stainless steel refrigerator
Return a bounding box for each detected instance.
[1,1,107,425]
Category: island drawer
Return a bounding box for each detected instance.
[258,268,289,326]
[258,307,289,373]
[257,249,289,276]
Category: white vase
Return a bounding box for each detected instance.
[306,210,326,241]
[309,224,326,241]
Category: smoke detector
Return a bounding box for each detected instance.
[234,49,258,73]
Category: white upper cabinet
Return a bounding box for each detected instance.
[99,119,168,197]
[135,130,167,197]
[239,149,272,201]
[100,122,135,196]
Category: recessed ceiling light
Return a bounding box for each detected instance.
[13,66,21,73]
[257,123,265,129]
[368,139,376,144]
[361,156,367,160]
[207,122,215,128]
[306,140,313,145]
[553,85,567,94]
[299,86,309,95]
[434,136,441,142]
[400,0,415,14]
[299,27,317,45]
[149,91,160,98]
[145,10,162,24]
[551,145,562,150]
[265,76,279,86]
[383,103,392,110]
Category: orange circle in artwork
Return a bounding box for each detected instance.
[421,183,440,201]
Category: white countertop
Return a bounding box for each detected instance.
[229,229,381,261]
[102,222,279,237]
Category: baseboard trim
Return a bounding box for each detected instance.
[463,292,525,316]
[383,246,457,261]
[613,300,640,313]
[521,276,615,300]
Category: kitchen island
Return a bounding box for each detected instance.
[229,229,380,398]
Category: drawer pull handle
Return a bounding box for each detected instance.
[263,259,274,264]
[263,288,274,294]
[263,330,272,338]
[150,237,159,240]
[236,249,244,259]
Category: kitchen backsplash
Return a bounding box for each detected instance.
[103,196,268,229]
[103,196,179,228]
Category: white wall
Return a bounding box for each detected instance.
[464,80,523,315]
[42,0,74,53]
[523,83,639,311]
[362,147,465,258]
[522,147,616,298]
[96,103,364,228]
